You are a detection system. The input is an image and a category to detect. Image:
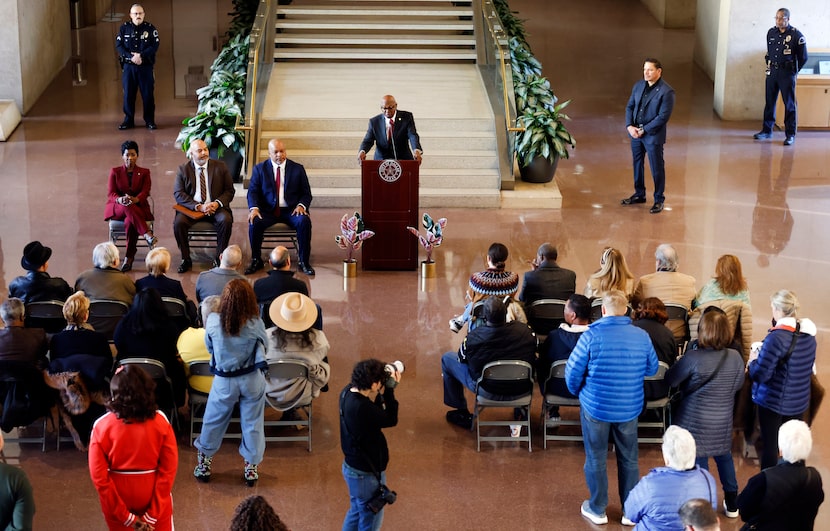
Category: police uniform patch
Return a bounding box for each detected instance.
[785,35,791,43]
[798,37,805,45]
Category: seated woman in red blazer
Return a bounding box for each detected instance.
[104,140,157,272]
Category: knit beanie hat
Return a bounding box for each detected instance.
[469,269,519,296]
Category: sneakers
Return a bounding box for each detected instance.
[545,415,562,428]
[446,409,474,430]
[783,135,795,146]
[194,451,212,483]
[144,233,158,249]
[621,516,635,526]
[723,492,739,518]
[244,461,258,487]
[580,500,608,525]
[449,316,464,333]
[753,131,772,140]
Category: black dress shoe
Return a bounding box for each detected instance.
[244,258,264,275]
[118,121,134,130]
[753,131,772,140]
[621,195,647,205]
[650,202,664,214]
[146,123,157,130]
[783,136,795,146]
[299,262,316,276]
[120,258,133,272]
[177,259,192,274]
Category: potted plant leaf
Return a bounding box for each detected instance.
[406,212,447,278]
[335,212,375,277]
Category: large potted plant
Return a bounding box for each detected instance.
[335,212,375,277]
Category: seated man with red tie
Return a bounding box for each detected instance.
[245,139,314,276]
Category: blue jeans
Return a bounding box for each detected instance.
[195,371,266,464]
[342,462,385,531]
[580,409,639,515]
[696,454,738,493]
[441,352,477,410]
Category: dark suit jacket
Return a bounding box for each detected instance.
[519,261,577,304]
[104,165,153,221]
[0,327,48,367]
[247,159,313,212]
[173,159,235,212]
[254,270,308,327]
[625,78,675,145]
[359,110,422,160]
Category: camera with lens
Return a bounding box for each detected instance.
[384,360,404,389]
[366,484,397,514]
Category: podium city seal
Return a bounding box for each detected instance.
[378,160,402,183]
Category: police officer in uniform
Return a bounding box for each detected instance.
[116,4,159,130]
[753,8,807,146]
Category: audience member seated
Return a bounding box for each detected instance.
[632,297,678,399]
[114,288,187,409]
[178,295,221,394]
[265,293,330,419]
[0,432,35,530]
[254,246,319,329]
[230,495,290,531]
[104,139,157,273]
[195,244,245,303]
[538,294,590,426]
[0,298,48,368]
[443,297,536,431]
[693,254,751,309]
[624,426,718,529]
[666,309,745,518]
[632,243,696,339]
[518,242,576,305]
[49,291,113,392]
[449,242,519,334]
[135,247,197,329]
[74,241,136,306]
[584,247,635,300]
[679,498,721,531]
[8,240,73,303]
[737,420,824,530]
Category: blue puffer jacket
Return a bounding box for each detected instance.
[749,317,817,416]
[565,316,658,423]
[624,466,717,530]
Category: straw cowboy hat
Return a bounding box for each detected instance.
[269,292,318,332]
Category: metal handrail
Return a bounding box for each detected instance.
[479,0,524,134]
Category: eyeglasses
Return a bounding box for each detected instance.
[381,106,397,110]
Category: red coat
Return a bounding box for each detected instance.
[104,165,153,221]
[89,411,177,530]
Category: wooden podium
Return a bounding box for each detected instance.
[361,159,419,270]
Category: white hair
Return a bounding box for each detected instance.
[662,425,697,470]
[655,243,678,271]
[92,241,119,268]
[200,295,222,321]
[221,245,242,268]
[0,298,25,325]
[779,419,812,463]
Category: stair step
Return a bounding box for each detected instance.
[302,168,501,188]
[278,6,472,16]
[310,187,501,208]
[261,118,495,132]
[275,33,475,46]
[264,150,498,170]
[276,20,472,31]
[274,48,476,60]
[261,130,496,151]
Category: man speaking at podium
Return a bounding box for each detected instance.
[358,95,423,163]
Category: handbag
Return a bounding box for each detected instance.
[669,349,729,407]
[807,374,825,426]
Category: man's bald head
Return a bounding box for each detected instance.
[269,246,290,269]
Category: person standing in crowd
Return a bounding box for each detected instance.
[172,139,235,273]
[737,420,824,530]
[358,95,422,162]
[753,8,808,146]
[565,290,658,525]
[747,289,817,470]
[621,58,675,214]
[194,279,268,487]
[104,140,156,272]
[0,432,35,530]
[245,139,315,276]
[8,240,73,303]
[89,365,178,531]
[115,3,159,130]
[340,359,400,530]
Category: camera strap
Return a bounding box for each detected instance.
[339,387,383,482]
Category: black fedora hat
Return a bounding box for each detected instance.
[21,241,52,271]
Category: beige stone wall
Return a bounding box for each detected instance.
[0,2,23,109]
[640,0,696,29]
[693,0,718,80]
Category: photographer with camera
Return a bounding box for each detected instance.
[340,359,402,530]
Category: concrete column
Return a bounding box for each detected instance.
[640,0,696,29]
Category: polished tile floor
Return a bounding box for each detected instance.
[1,0,828,529]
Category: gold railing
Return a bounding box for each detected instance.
[479,0,523,134]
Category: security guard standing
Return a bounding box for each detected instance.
[753,8,807,146]
[116,4,159,130]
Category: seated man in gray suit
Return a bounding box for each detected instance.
[173,139,235,273]
[194,244,245,303]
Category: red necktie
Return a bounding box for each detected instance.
[274,165,281,216]
[387,118,394,141]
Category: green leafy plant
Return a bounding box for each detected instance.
[406,213,447,263]
[227,0,259,39]
[335,212,375,263]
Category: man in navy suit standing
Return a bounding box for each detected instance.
[621,59,675,214]
[357,95,423,162]
[246,139,315,276]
